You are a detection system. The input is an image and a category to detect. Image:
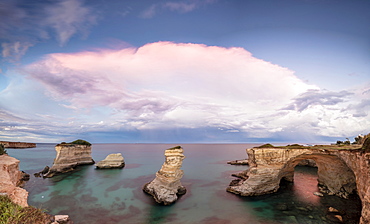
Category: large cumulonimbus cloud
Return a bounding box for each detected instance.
[2,41,368,141]
[23,42,317,130]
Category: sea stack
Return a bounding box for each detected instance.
[143,146,186,205]
[44,140,95,178]
[0,154,29,207]
[95,153,125,169]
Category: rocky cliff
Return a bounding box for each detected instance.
[44,143,95,178]
[143,146,186,205]
[227,144,370,224]
[337,149,370,224]
[0,141,36,148]
[95,153,125,169]
[0,155,28,207]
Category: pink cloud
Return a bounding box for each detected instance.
[24,41,318,130]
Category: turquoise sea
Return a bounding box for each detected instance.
[7,143,361,224]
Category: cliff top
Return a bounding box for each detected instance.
[57,139,91,146]
[254,143,361,151]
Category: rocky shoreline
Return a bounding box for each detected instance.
[0,141,36,148]
[227,139,370,224]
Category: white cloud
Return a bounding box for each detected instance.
[1,42,369,142]
[0,0,97,60]
[1,41,33,61]
[44,0,97,46]
[22,42,317,132]
[163,2,197,13]
[140,0,216,18]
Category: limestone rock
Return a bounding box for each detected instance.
[297,159,317,167]
[227,145,370,224]
[0,155,28,207]
[95,153,125,169]
[0,141,36,148]
[44,143,94,178]
[53,215,72,224]
[227,159,248,165]
[143,146,186,205]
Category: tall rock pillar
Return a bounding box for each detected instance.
[143,146,186,205]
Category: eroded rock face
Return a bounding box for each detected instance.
[0,141,36,148]
[44,144,95,177]
[95,153,125,169]
[337,150,370,224]
[0,155,28,207]
[227,146,370,224]
[143,146,186,205]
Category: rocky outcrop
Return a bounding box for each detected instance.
[44,143,94,178]
[95,153,125,169]
[227,145,370,224]
[336,149,370,224]
[143,146,186,205]
[227,159,248,165]
[0,155,28,207]
[0,141,36,148]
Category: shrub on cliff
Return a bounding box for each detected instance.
[0,195,51,224]
[256,143,274,148]
[69,139,91,146]
[362,137,370,153]
[0,144,6,155]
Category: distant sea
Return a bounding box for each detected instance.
[7,143,361,224]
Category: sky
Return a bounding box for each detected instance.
[0,0,369,143]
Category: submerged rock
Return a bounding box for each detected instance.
[95,153,125,169]
[44,142,94,178]
[143,146,186,205]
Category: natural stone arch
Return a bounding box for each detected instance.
[227,145,370,224]
[279,154,357,198]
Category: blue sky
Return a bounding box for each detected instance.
[0,0,369,143]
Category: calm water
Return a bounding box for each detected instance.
[7,143,361,224]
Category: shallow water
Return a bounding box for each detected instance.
[7,143,362,224]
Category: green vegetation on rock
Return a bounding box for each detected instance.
[59,139,92,146]
[169,146,182,150]
[70,139,91,146]
[362,137,370,153]
[0,195,50,224]
[255,143,274,148]
[0,144,7,155]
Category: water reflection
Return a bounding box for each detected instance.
[292,166,320,205]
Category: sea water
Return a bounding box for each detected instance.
[7,143,361,224]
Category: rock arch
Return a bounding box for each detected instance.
[227,146,370,224]
[279,154,356,198]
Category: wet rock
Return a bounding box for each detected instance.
[52,215,73,224]
[34,166,50,177]
[20,171,30,181]
[227,159,248,165]
[328,207,339,213]
[276,203,289,211]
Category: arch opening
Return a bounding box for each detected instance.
[278,155,362,223]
